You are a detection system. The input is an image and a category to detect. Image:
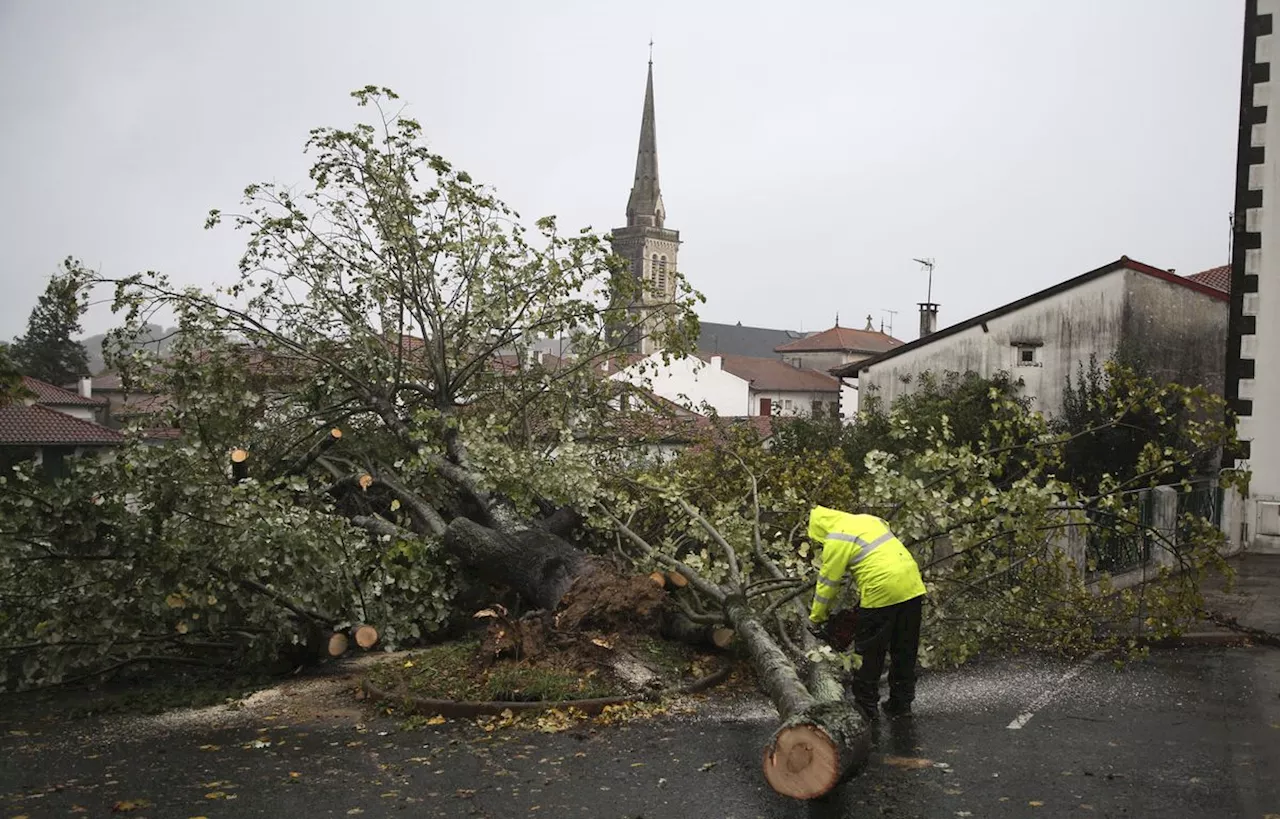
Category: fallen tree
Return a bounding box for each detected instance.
[0,87,1248,803]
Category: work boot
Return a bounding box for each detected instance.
[854,701,879,723]
[882,700,912,719]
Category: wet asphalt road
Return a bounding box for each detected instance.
[2,645,1278,819]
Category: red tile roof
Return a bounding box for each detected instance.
[775,325,903,355]
[0,404,126,446]
[698,354,840,393]
[21,376,105,407]
[1187,265,1231,294]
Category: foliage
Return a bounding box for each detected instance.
[772,369,1030,499]
[597,363,1245,670]
[3,87,703,689]
[10,257,92,385]
[1055,355,1218,494]
[0,343,28,407]
[0,439,454,690]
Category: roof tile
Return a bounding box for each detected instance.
[775,325,903,354]
[0,404,126,446]
[1187,265,1231,293]
[700,354,841,392]
[21,376,105,406]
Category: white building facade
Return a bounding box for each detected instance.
[835,258,1229,420]
[1230,2,1280,552]
[612,352,840,419]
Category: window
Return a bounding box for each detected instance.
[1014,343,1041,367]
[650,254,658,282]
[783,398,793,410]
[657,255,668,292]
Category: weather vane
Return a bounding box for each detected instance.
[649,38,654,64]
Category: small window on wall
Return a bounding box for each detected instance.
[1014,343,1041,367]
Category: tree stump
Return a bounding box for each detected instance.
[762,701,870,800]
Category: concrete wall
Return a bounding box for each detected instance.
[1119,270,1229,395]
[859,267,1228,421]
[611,353,750,417]
[860,271,1128,416]
[749,388,839,418]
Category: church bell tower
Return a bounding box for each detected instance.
[610,56,681,355]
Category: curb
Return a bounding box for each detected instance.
[360,663,734,719]
[1145,631,1253,648]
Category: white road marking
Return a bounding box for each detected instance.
[1006,651,1105,730]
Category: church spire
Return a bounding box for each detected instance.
[625,58,664,228]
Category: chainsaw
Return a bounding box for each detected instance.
[817,607,859,652]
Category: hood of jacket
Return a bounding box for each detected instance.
[807,505,848,543]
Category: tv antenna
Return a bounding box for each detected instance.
[913,257,936,303]
[880,309,899,336]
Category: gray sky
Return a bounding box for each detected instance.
[0,1,1244,344]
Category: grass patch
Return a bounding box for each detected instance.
[367,638,617,703]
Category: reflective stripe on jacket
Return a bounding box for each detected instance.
[807,505,925,622]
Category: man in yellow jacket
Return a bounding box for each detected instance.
[807,505,926,719]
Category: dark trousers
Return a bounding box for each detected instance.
[850,595,923,711]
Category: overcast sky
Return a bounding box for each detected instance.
[0,1,1244,345]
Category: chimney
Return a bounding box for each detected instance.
[710,355,723,371]
[918,302,939,338]
[78,376,92,399]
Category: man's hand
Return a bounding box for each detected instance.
[806,619,826,642]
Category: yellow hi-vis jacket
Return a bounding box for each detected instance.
[808,506,925,623]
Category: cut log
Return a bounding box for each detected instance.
[230,448,249,483]
[665,571,689,589]
[284,427,343,477]
[649,571,668,589]
[354,624,379,650]
[726,601,869,800]
[326,631,349,657]
[711,627,736,650]
[762,700,870,800]
[659,608,736,651]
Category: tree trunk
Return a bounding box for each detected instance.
[442,518,591,612]
[726,601,870,801]
[446,515,868,801]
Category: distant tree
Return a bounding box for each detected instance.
[0,343,28,407]
[10,258,92,385]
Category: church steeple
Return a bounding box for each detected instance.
[625,59,664,229]
[609,53,681,356]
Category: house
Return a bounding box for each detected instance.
[611,352,841,419]
[70,371,164,429]
[1187,264,1231,294]
[0,376,125,475]
[831,257,1229,417]
[774,319,903,417]
[1227,3,1280,552]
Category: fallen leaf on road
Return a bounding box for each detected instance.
[699,762,717,772]
[198,744,220,751]
[455,789,476,798]
[425,715,446,726]
[111,800,152,813]
[882,756,933,770]
[347,809,364,815]
[1029,801,1044,807]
